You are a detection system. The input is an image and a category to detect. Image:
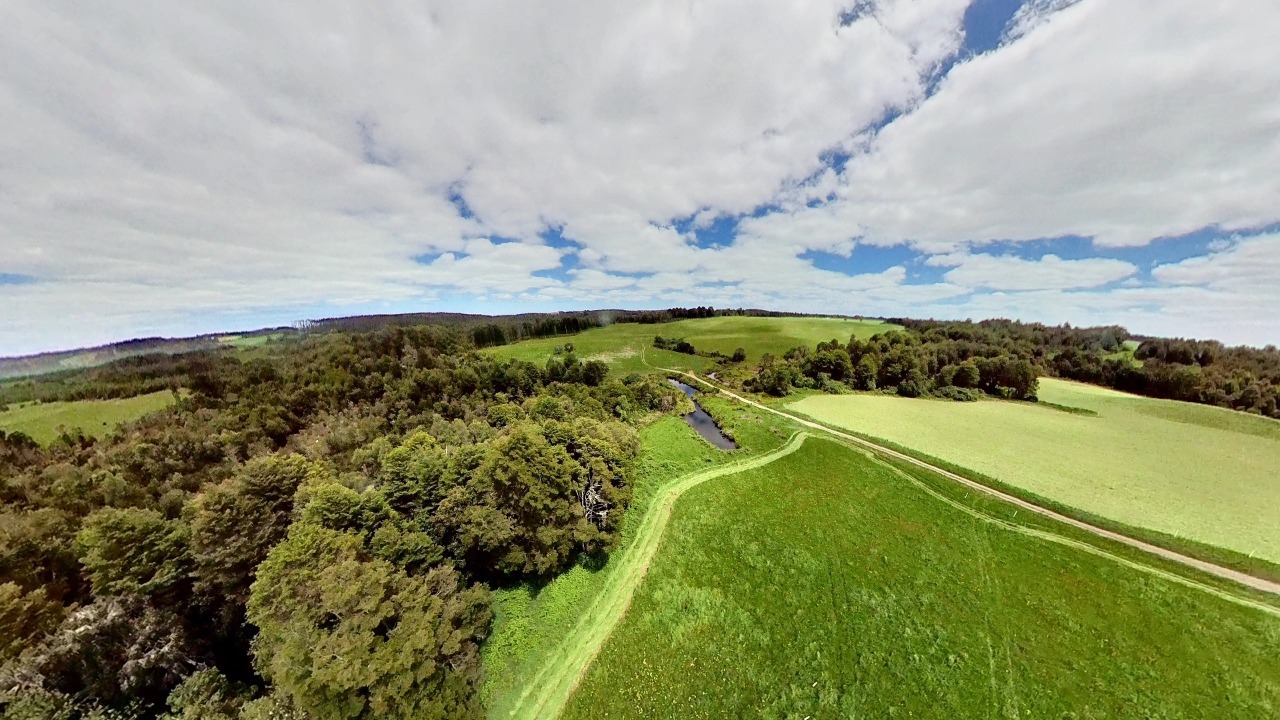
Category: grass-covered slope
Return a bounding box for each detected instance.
[789,378,1280,563]
[0,390,175,444]
[564,437,1280,719]
[482,397,799,718]
[486,316,898,374]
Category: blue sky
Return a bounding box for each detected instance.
[1,0,1278,355]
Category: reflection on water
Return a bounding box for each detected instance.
[667,379,738,450]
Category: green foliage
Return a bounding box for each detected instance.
[162,668,249,720]
[75,508,192,598]
[247,523,491,720]
[436,424,588,577]
[0,582,65,662]
[189,454,327,609]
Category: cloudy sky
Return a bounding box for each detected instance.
[2,0,1278,355]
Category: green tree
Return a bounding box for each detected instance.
[247,524,491,720]
[377,431,447,517]
[162,668,249,720]
[952,361,980,389]
[435,424,587,576]
[851,355,879,391]
[0,582,65,663]
[189,454,326,609]
[76,508,192,599]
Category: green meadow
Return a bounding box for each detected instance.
[564,437,1280,719]
[0,391,175,444]
[485,316,898,374]
[482,397,798,719]
[789,378,1280,564]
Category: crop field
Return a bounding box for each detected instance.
[788,378,1280,564]
[563,437,1280,719]
[483,397,800,718]
[485,316,898,374]
[0,391,175,444]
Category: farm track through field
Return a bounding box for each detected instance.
[668,368,1280,601]
[503,431,810,720]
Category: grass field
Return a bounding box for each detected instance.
[485,316,898,375]
[0,391,175,444]
[788,379,1280,564]
[482,396,800,718]
[563,437,1280,719]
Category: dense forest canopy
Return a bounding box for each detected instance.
[0,323,685,719]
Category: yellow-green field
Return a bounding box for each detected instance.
[0,391,175,444]
[485,316,898,374]
[788,379,1280,563]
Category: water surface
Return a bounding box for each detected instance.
[668,379,737,450]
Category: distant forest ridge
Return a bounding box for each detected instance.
[0,308,837,380]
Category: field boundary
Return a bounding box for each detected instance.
[502,431,811,720]
[662,367,1280,599]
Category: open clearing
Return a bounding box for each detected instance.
[0,391,175,444]
[788,379,1280,563]
[486,316,898,374]
[564,437,1280,719]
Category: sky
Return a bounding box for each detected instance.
[2,0,1279,356]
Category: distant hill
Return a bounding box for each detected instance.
[0,307,845,380]
[0,331,293,380]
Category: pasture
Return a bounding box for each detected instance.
[564,437,1280,718]
[485,316,898,374]
[0,391,175,444]
[788,378,1280,563]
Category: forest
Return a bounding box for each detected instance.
[0,325,685,719]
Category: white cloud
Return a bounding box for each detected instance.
[928,252,1136,291]
[1152,233,1280,291]
[1,0,1277,353]
[0,0,974,354]
[767,0,1280,252]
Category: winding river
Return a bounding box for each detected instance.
[667,379,738,450]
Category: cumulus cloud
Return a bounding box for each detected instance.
[927,252,1136,291]
[1,0,1277,353]
[765,0,1280,251]
[0,0,976,354]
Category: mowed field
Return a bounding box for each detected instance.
[486,316,898,374]
[0,391,175,444]
[564,437,1280,719]
[789,379,1280,563]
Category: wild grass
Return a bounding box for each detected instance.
[0,391,175,444]
[564,437,1280,719]
[481,401,798,718]
[485,316,898,374]
[788,378,1280,563]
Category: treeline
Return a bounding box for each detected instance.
[746,329,1038,401]
[0,326,687,719]
[746,318,1280,419]
[1055,337,1280,417]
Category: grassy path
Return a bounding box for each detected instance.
[503,431,810,720]
[674,369,1280,599]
